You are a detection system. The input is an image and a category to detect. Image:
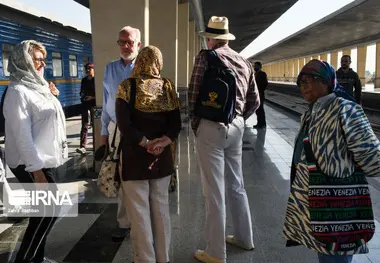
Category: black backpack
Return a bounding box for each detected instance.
[194,50,237,125]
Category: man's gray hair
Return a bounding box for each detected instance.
[118,26,141,43]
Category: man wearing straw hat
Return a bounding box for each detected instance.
[188,16,260,263]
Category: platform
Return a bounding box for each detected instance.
[1,105,380,263]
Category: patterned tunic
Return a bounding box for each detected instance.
[283,96,380,255]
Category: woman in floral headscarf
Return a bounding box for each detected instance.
[3,40,67,263]
[116,45,181,263]
[283,59,380,263]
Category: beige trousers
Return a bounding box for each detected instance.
[122,176,171,263]
[195,116,254,259]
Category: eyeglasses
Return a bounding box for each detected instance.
[298,76,321,87]
[33,58,46,64]
[117,39,135,47]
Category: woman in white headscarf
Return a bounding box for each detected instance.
[3,40,67,263]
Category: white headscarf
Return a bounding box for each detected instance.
[8,40,67,157]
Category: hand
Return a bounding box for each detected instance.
[33,170,48,184]
[147,146,164,156]
[143,138,165,156]
[84,96,95,101]
[139,136,149,148]
[49,82,59,96]
[145,138,162,151]
[146,136,172,156]
[100,135,109,145]
[150,136,172,150]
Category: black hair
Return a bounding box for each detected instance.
[254,61,262,68]
[341,55,351,61]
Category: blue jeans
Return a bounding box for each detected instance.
[318,253,353,263]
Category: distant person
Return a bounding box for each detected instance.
[253,61,268,129]
[4,40,67,263]
[76,63,95,155]
[100,26,141,241]
[188,16,260,263]
[336,55,362,103]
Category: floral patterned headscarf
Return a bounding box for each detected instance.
[117,45,180,112]
[131,45,163,79]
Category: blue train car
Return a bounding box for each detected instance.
[0,3,92,120]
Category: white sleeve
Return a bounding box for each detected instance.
[4,89,44,172]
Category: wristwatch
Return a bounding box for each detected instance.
[144,138,150,148]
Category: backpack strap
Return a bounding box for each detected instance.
[206,50,225,69]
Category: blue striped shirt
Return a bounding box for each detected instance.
[101,58,135,136]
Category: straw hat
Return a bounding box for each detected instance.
[199,16,235,40]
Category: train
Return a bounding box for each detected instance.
[0,3,93,126]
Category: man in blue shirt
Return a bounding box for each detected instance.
[101,26,141,240]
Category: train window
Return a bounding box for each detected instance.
[52,52,62,77]
[2,43,15,77]
[69,55,77,77]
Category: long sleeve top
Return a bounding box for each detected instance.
[255,70,268,93]
[116,98,181,181]
[101,58,134,136]
[284,95,380,255]
[188,44,260,132]
[4,82,67,172]
[336,68,362,103]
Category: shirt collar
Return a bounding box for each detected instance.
[119,57,136,68]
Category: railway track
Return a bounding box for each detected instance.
[265,88,380,137]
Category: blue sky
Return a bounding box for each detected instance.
[1,0,375,73]
[1,0,91,32]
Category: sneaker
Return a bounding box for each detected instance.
[225,235,254,250]
[194,250,224,263]
[76,147,86,155]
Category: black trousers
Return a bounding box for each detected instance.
[10,166,58,263]
[255,92,266,126]
[79,102,94,149]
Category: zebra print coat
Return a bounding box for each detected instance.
[283,95,380,255]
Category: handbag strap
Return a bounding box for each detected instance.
[111,78,137,149]
[115,78,137,156]
[130,78,137,110]
[111,124,118,148]
[301,119,318,166]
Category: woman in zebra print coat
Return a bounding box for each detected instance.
[283,59,380,263]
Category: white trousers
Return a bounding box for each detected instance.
[195,116,254,259]
[122,176,171,263]
[108,121,130,228]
